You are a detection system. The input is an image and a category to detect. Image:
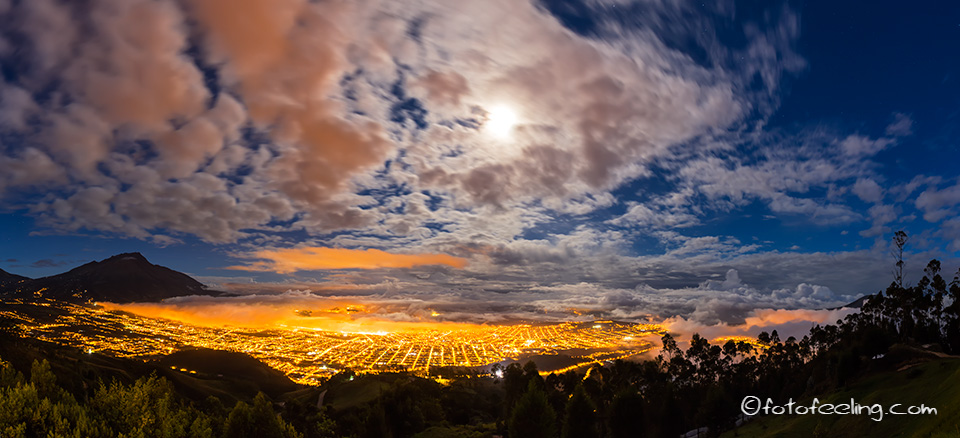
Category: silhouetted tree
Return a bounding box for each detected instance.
[359,402,391,438]
[223,392,300,438]
[561,385,598,438]
[942,269,960,353]
[503,362,526,412]
[892,230,908,288]
[508,380,557,438]
[282,398,336,438]
[608,388,644,438]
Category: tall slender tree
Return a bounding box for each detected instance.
[892,230,908,288]
[561,385,598,438]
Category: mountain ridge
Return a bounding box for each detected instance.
[0,268,29,288]
[0,252,215,303]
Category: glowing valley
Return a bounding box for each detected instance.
[2,298,663,385]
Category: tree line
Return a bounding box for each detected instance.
[490,230,960,437]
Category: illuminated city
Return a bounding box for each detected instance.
[0,299,663,385]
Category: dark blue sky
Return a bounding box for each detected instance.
[1,0,959,323]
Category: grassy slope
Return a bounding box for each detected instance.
[725,358,960,437]
[158,348,301,398]
[322,374,395,411]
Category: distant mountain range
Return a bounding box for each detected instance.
[842,294,869,308]
[824,294,869,311]
[0,252,215,303]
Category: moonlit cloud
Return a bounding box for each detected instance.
[0,0,771,241]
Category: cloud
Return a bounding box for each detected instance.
[225,254,867,327]
[839,134,894,157]
[663,307,858,344]
[100,295,482,333]
[859,203,897,238]
[0,0,389,241]
[97,265,863,344]
[0,0,801,245]
[105,293,858,346]
[608,203,700,229]
[885,113,913,137]
[915,179,960,223]
[412,70,471,108]
[852,178,884,203]
[230,247,468,273]
[28,258,68,268]
[0,147,64,196]
[661,118,919,231]
[941,217,960,252]
[0,83,37,131]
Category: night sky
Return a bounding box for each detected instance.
[1,0,958,332]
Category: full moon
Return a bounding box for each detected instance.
[485,104,518,139]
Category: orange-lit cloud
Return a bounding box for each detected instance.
[99,300,480,333]
[662,307,858,346]
[229,247,468,273]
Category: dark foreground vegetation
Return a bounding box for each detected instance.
[1,232,959,437]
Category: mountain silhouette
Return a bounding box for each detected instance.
[1,252,212,303]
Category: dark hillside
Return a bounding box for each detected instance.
[158,348,301,399]
[0,333,309,406]
[0,267,28,287]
